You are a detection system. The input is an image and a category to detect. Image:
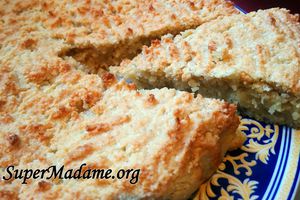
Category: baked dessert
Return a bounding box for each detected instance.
[112,8,300,128]
[0,72,242,199]
[0,0,237,73]
[0,0,243,199]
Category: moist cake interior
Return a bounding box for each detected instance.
[123,73,300,128]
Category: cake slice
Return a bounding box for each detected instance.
[0,72,242,199]
[112,8,300,128]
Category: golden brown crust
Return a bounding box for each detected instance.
[1,77,241,199]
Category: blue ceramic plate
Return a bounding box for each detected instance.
[194,7,300,200]
[195,117,300,200]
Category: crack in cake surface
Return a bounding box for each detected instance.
[60,25,202,73]
[54,0,238,73]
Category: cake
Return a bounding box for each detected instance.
[112,8,300,128]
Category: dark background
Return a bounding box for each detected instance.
[231,0,300,14]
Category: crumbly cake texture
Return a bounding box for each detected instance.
[0,74,241,199]
[0,0,243,199]
[0,0,237,73]
[112,8,300,128]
